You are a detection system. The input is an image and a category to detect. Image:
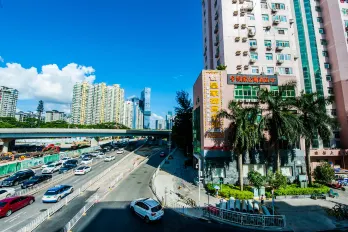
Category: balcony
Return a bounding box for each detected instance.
[236,65,242,69]
[249,58,256,63]
[241,24,246,29]
[232,0,237,3]
[233,11,238,16]
[243,51,248,56]
[235,36,240,42]
[273,19,280,25]
[248,30,256,37]
[244,65,249,70]
[236,50,241,55]
[289,19,294,24]
[234,23,239,29]
[250,45,258,50]
[242,37,247,42]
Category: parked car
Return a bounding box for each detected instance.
[0,169,35,187]
[42,185,73,203]
[64,159,79,166]
[81,157,93,165]
[41,161,57,169]
[130,198,164,223]
[21,175,52,189]
[0,196,35,217]
[0,188,15,200]
[59,164,78,174]
[104,156,116,162]
[159,152,165,157]
[74,166,91,175]
[42,163,62,174]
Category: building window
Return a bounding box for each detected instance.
[248,14,255,20]
[271,86,295,97]
[262,14,269,21]
[324,63,330,69]
[315,6,321,12]
[276,40,290,47]
[277,54,291,60]
[319,28,325,34]
[266,53,273,60]
[264,40,272,47]
[345,20,348,27]
[317,17,323,23]
[276,28,287,35]
[321,39,328,45]
[234,85,260,100]
[261,2,268,9]
[267,67,274,74]
[251,66,259,74]
[249,39,257,46]
[331,109,337,116]
[342,8,348,16]
[272,3,285,10]
[328,87,334,95]
[278,67,293,75]
[280,167,293,177]
[322,51,328,57]
[250,52,258,60]
[326,75,332,81]
[273,15,287,22]
[334,131,340,139]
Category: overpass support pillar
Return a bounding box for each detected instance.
[1,139,14,153]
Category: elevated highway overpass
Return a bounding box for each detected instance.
[0,128,171,152]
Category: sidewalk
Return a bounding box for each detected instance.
[153,149,220,211]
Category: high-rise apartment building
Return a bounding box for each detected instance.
[122,99,143,129]
[155,119,166,130]
[165,111,173,130]
[0,86,18,118]
[122,100,134,128]
[71,82,125,125]
[141,87,151,129]
[45,110,65,123]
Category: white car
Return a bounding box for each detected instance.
[104,156,115,162]
[42,185,74,203]
[42,163,61,174]
[116,149,124,154]
[96,153,105,159]
[130,198,164,223]
[74,166,91,175]
[81,157,93,165]
[0,188,15,200]
[41,161,58,169]
[59,157,72,164]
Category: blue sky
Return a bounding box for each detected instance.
[0,0,202,120]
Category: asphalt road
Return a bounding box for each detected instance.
[73,149,248,232]
[0,148,135,232]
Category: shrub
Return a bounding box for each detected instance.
[313,162,335,184]
[247,170,265,191]
[267,171,287,189]
[272,185,330,196]
[205,183,254,199]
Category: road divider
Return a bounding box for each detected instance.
[17,143,147,232]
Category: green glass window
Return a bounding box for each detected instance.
[276,40,290,47]
[262,14,269,21]
[273,15,287,22]
[249,14,255,20]
[277,54,291,60]
[250,52,258,60]
[319,28,325,34]
[234,85,259,100]
[264,40,272,47]
[266,53,273,60]
[324,63,330,69]
[317,17,323,23]
[315,6,321,12]
[271,86,295,98]
[266,67,274,75]
[249,39,257,46]
[322,51,328,57]
[320,39,327,45]
[342,8,348,16]
[272,3,285,10]
[326,75,332,81]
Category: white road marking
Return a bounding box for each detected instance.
[3,211,25,223]
[2,218,26,232]
[73,179,79,184]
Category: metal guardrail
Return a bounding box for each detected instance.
[203,204,286,229]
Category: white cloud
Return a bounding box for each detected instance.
[151,113,164,121]
[0,56,4,63]
[0,62,96,104]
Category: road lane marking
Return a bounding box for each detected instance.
[73,179,79,183]
[2,218,26,232]
[3,211,25,223]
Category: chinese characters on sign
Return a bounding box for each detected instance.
[227,74,278,86]
[203,71,224,139]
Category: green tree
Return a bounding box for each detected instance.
[36,100,44,126]
[258,82,303,172]
[295,92,337,185]
[217,101,262,191]
[216,65,227,70]
[266,171,287,189]
[247,170,265,192]
[172,90,193,154]
[313,162,335,184]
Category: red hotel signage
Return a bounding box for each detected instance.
[227,74,278,86]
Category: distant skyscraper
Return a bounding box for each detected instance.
[45,110,65,123]
[123,98,143,129]
[0,86,18,118]
[165,111,173,130]
[155,119,166,130]
[71,82,125,125]
[141,87,151,129]
[122,100,134,128]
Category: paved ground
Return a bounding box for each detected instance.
[72,147,247,232]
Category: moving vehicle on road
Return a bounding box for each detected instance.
[117,149,124,154]
[104,156,116,162]
[81,157,93,165]
[59,164,78,174]
[96,153,106,159]
[74,166,91,175]
[41,161,57,169]
[42,163,62,174]
[0,188,15,200]
[42,185,74,203]
[59,157,72,164]
[21,174,52,189]
[64,159,79,166]
[130,198,164,223]
[0,196,35,217]
[0,169,35,187]
[159,152,165,157]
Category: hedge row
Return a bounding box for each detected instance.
[206,183,254,200]
[265,184,330,198]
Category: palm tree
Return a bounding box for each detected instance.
[294,92,337,185]
[258,82,303,172]
[36,100,44,127]
[217,101,262,191]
